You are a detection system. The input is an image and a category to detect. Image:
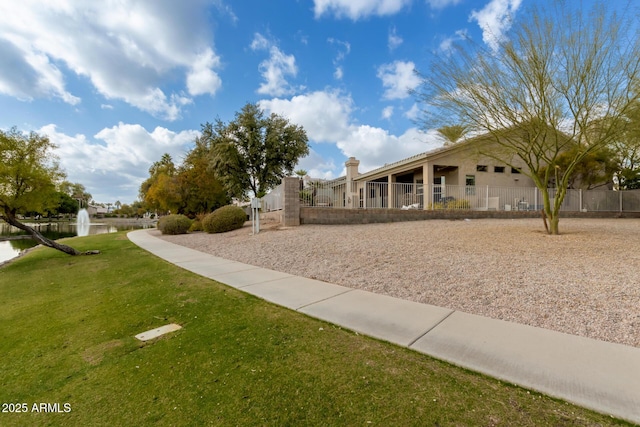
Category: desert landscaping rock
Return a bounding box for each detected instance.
[160,218,640,348]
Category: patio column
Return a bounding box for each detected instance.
[345,157,360,209]
[422,163,430,210]
[387,174,395,209]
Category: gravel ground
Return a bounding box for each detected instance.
[159,217,640,348]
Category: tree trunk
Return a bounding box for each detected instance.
[2,214,81,256]
[540,187,562,235]
[540,209,549,234]
[549,213,560,235]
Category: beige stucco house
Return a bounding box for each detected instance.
[328,135,539,211]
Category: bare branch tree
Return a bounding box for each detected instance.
[415,1,640,234]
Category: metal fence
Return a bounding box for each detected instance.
[292,179,640,212]
[261,182,283,212]
[300,181,348,208]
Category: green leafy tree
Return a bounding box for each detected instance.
[139,149,229,216]
[116,203,135,217]
[203,103,309,198]
[415,1,640,234]
[178,138,229,215]
[540,144,618,190]
[60,181,92,210]
[111,201,139,217]
[139,154,181,214]
[0,127,81,255]
[53,191,79,216]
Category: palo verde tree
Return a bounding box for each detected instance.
[540,145,618,190]
[0,127,82,255]
[203,103,309,199]
[613,94,640,189]
[415,1,640,234]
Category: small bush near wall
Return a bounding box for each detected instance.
[158,214,192,235]
[428,198,471,210]
[203,205,246,233]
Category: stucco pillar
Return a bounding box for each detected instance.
[387,174,396,209]
[282,177,300,226]
[422,163,430,210]
[345,157,360,209]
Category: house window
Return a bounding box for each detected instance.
[476,165,488,172]
[465,175,476,195]
[494,166,505,173]
[511,167,521,174]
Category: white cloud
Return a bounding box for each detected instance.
[0,0,223,120]
[377,61,421,100]
[469,0,523,52]
[381,106,394,120]
[404,103,420,120]
[328,38,351,62]
[426,0,462,9]
[250,33,270,51]
[336,126,441,174]
[259,90,353,143]
[388,27,403,51]
[296,31,309,46]
[259,90,443,178]
[439,29,468,53]
[212,0,238,24]
[0,38,80,104]
[41,123,198,203]
[313,0,412,20]
[187,48,222,96]
[251,33,298,97]
[297,149,338,180]
[328,38,351,80]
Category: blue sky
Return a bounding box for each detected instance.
[0,0,525,204]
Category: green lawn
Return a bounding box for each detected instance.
[0,232,628,426]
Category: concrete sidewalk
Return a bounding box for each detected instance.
[128,229,640,424]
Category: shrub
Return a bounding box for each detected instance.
[202,205,247,233]
[189,219,203,232]
[447,199,471,209]
[428,198,471,210]
[188,212,208,232]
[158,214,192,235]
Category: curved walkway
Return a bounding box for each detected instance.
[128,229,640,424]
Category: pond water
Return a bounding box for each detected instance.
[0,220,155,265]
